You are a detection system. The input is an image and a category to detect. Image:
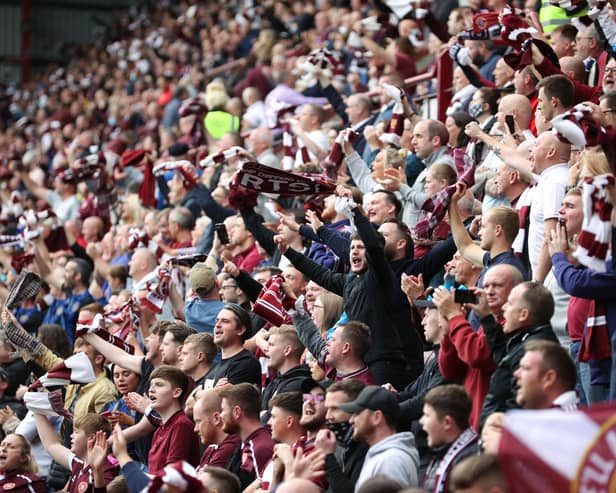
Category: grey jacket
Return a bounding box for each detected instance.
[355,432,420,492]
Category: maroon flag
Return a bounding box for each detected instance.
[499,403,616,492]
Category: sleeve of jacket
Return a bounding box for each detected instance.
[122,460,151,493]
[241,207,277,258]
[398,183,429,209]
[535,58,602,104]
[322,83,350,125]
[299,224,320,243]
[438,333,468,380]
[448,314,495,369]
[398,361,447,422]
[480,315,508,363]
[406,236,457,280]
[290,309,327,364]
[236,270,264,302]
[346,151,379,195]
[353,208,393,287]
[285,248,347,296]
[552,252,616,299]
[460,64,495,88]
[325,454,356,493]
[195,184,235,224]
[314,227,351,267]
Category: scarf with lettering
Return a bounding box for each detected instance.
[233,161,336,196]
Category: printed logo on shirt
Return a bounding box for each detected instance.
[2,482,15,490]
[78,481,89,493]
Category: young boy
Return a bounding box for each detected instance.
[420,385,480,492]
[34,412,117,493]
[146,365,200,474]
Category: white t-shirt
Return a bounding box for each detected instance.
[528,163,568,274]
[296,129,329,163]
[46,191,79,222]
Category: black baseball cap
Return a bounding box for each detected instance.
[301,377,326,394]
[340,385,400,414]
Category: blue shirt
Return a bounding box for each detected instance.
[42,289,95,344]
[185,298,225,334]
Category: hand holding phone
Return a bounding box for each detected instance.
[215,223,230,245]
[454,289,478,305]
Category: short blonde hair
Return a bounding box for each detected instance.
[580,148,611,177]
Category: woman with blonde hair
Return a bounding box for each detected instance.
[0,434,46,492]
[312,292,344,337]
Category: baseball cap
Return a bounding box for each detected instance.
[414,299,436,309]
[340,385,400,414]
[300,377,326,394]
[189,263,216,294]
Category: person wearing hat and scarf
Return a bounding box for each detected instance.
[179,263,224,335]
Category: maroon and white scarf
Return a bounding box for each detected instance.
[29,352,96,390]
[579,300,611,362]
[574,174,615,272]
[252,274,295,326]
[74,313,135,354]
[178,96,207,147]
[233,161,337,196]
[512,185,534,260]
[323,129,358,180]
[281,122,310,170]
[199,146,244,168]
[432,427,479,493]
[414,149,475,240]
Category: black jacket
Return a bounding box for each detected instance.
[324,440,369,493]
[261,364,311,413]
[479,317,558,427]
[397,348,452,473]
[285,208,406,367]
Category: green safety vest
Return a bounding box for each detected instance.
[539,2,587,33]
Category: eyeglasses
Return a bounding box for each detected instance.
[303,393,325,403]
[605,67,616,74]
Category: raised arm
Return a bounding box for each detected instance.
[276,237,346,296]
[448,183,485,267]
[290,299,327,364]
[81,333,144,375]
[34,413,71,469]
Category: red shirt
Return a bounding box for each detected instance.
[198,433,241,471]
[438,314,497,430]
[0,469,46,493]
[239,427,274,480]
[231,243,264,275]
[148,410,200,475]
[568,296,593,342]
[68,453,117,493]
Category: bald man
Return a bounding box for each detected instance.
[528,132,570,281]
[559,56,586,83]
[128,247,158,291]
[247,127,280,169]
[194,390,241,472]
[81,216,104,244]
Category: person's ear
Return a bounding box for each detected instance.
[172,387,183,399]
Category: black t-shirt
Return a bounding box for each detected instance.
[203,349,261,389]
[133,357,155,464]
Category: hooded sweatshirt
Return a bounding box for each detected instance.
[355,432,420,492]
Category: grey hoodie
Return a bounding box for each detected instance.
[355,432,420,492]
